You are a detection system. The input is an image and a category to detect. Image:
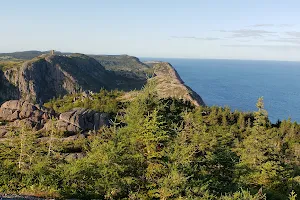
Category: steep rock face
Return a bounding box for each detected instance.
[147,62,205,106]
[3,54,114,103]
[0,70,20,102]
[0,51,206,107]
[4,57,71,103]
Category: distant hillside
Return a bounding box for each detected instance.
[0,51,151,76]
[90,54,152,80]
[122,62,205,106]
[0,54,148,103]
[0,51,205,106]
[148,62,205,106]
[0,51,151,80]
[91,54,149,72]
[0,50,65,60]
[1,54,110,103]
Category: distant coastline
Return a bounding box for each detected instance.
[140,57,300,122]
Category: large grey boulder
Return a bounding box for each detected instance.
[0,100,53,130]
[0,100,110,135]
[45,108,109,133]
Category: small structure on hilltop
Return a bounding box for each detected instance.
[50,50,55,55]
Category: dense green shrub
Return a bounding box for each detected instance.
[0,88,299,199]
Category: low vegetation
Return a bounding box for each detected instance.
[0,87,299,199]
[0,60,24,71]
[44,89,125,115]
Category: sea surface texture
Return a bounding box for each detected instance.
[141,58,300,122]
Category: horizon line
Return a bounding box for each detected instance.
[1,49,300,63]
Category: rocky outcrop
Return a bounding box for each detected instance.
[2,54,115,104]
[0,100,110,137]
[0,100,53,136]
[0,100,52,125]
[146,62,205,106]
[45,108,109,133]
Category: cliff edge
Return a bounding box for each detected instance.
[146,62,205,106]
[0,52,205,107]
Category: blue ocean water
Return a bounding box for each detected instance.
[141,58,300,122]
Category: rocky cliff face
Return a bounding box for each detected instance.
[0,53,153,104]
[0,70,20,102]
[2,54,115,103]
[146,62,205,106]
[0,52,205,107]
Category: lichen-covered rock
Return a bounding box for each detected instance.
[45,108,109,133]
[0,99,109,134]
[0,100,53,129]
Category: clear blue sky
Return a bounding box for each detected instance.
[1,0,300,61]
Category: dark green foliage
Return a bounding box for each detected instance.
[0,91,299,199]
